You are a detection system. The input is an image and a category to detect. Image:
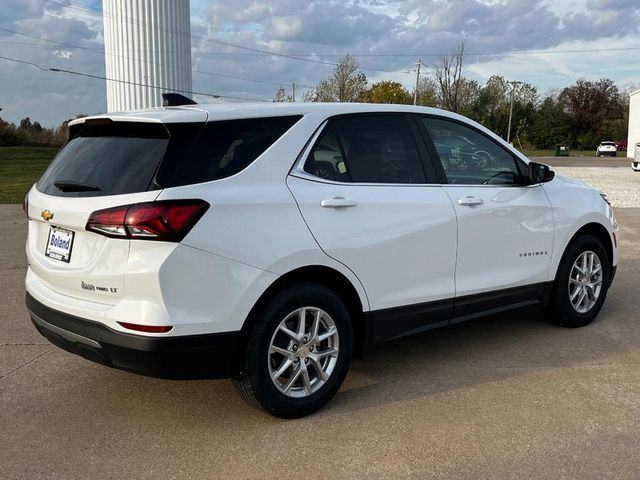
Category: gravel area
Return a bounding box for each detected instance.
[553,166,640,208]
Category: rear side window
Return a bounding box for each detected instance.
[157,115,302,188]
[37,122,170,197]
[304,115,425,184]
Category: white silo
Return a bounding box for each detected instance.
[102,0,193,112]
[627,89,640,159]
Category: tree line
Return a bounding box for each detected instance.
[276,46,632,150]
[1,44,631,151]
[0,116,77,148]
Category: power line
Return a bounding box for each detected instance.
[0,54,269,102]
[10,36,640,60]
[43,0,408,74]
[195,46,640,57]
[0,27,313,90]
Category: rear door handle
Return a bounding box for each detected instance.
[457,196,484,206]
[320,197,357,208]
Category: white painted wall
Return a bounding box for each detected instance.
[627,89,640,159]
[102,0,192,112]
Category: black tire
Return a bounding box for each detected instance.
[233,283,353,418]
[548,234,610,327]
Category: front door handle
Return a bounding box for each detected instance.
[457,196,484,206]
[320,197,357,208]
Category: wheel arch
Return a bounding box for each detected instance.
[551,221,614,289]
[235,265,369,369]
[568,222,614,267]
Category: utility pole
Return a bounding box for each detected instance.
[292,82,296,102]
[413,58,422,106]
[507,80,523,144]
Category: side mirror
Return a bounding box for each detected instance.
[528,162,555,184]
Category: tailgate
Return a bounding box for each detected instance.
[26,188,161,305]
[22,117,210,305]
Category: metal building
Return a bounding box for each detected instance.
[627,89,640,159]
[102,0,192,112]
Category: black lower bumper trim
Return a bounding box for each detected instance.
[26,292,240,379]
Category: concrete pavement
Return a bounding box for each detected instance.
[2,204,639,480]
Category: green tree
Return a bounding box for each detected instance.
[361,81,411,104]
[414,77,438,107]
[528,96,570,149]
[303,55,368,103]
[467,76,537,141]
[558,78,624,148]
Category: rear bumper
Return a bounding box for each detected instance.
[26,293,240,379]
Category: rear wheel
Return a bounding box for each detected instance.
[233,283,353,418]
[548,235,610,327]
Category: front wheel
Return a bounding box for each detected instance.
[233,283,353,418]
[548,235,610,327]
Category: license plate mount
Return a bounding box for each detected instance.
[45,226,75,263]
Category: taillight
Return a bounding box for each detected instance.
[86,200,209,241]
[117,322,173,333]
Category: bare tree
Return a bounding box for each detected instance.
[273,85,287,102]
[273,85,296,102]
[432,40,468,113]
[303,55,367,102]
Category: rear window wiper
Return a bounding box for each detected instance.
[53,180,101,192]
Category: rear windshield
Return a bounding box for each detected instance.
[37,122,170,197]
[37,115,301,197]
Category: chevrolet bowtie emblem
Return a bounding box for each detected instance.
[41,210,54,221]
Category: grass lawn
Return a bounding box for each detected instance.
[0,146,58,203]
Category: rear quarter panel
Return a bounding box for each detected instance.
[156,113,370,316]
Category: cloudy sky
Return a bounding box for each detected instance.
[0,0,639,126]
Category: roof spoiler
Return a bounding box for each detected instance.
[162,93,197,107]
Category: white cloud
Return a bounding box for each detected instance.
[54,49,72,59]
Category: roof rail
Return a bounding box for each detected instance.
[162,93,197,107]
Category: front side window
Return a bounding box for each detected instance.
[304,115,426,184]
[421,117,522,185]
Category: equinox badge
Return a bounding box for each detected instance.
[41,210,54,221]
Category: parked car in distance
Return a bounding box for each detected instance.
[596,141,617,157]
[24,100,620,418]
[632,142,640,171]
[615,139,627,152]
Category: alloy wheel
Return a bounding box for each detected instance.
[268,307,339,398]
[568,250,603,313]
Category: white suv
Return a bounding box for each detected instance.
[596,141,617,157]
[25,102,619,418]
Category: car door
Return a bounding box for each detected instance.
[287,114,457,343]
[418,115,554,312]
